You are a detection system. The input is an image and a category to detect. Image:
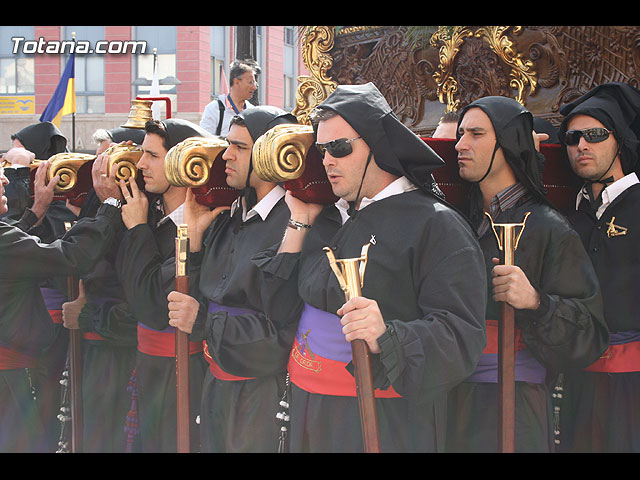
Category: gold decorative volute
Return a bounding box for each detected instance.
[430,26,538,112]
[474,26,538,105]
[293,26,339,126]
[164,136,229,188]
[430,26,474,112]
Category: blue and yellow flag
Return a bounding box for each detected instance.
[39,53,76,127]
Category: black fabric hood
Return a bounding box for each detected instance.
[558,82,640,175]
[11,121,67,159]
[458,95,550,207]
[160,118,214,149]
[108,126,146,145]
[237,105,298,143]
[315,82,445,197]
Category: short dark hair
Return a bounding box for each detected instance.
[229,60,258,88]
[438,110,459,125]
[144,120,170,151]
[229,115,246,130]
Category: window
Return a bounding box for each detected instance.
[283,26,297,110]
[0,26,35,94]
[210,26,227,97]
[255,26,264,103]
[134,26,177,116]
[63,26,105,114]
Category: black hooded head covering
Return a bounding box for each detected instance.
[158,117,214,149]
[558,82,640,177]
[232,105,298,210]
[11,121,67,159]
[313,82,445,201]
[457,95,553,227]
[108,126,146,145]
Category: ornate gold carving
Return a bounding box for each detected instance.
[431,26,538,111]
[430,26,474,112]
[46,153,96,192]
[293,26,338,125]
[336,26,384,36]
[165,136,229,187]
[474,26,538,105]
[252,124,314,182]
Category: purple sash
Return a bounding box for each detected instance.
[466,349,547,384]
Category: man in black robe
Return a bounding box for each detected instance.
[114,118,216,452]
[446,95,608,452]
[1,123,82,451]
[60,126,145,452]
[255,82,487,452]
[0,162,123,452]
[556,82,640,452]
[167,106,301,452]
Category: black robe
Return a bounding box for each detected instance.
[446,197,608,452]
[258,188,487,452]
[74,207,138,453]
[560,182,640,452]
[115,206,206,453]
[0,203,122,452]
[191,192,300,452]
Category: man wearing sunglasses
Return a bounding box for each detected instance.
[557,82,640,453]
[447,95,607,453]
[257,82,488,452]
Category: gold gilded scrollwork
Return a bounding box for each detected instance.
[475,26,538,105]
[46,153,96,192]
[252,124,315,182]
[103,143,143,185]
[430,26,538,111]
[165,136,229,187]
[430,26,474,112]
[293,26,339,126]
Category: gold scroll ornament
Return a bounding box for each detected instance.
[43,143,143,193]
[252,124,315,182]
[164,136,229,188]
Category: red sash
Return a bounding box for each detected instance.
[83,332,106,341]
[137,324,203,357]
[48,309,63,325]
[202,341,254,381]
[584,340,640,373]
[288,337,401,398]
[483,319,528,354]
[0,344,37,370]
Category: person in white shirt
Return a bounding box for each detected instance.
[200,60,259,137]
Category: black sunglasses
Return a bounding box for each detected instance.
[564,127,614,146]
[315,136,362,158]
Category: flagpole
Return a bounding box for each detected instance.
[71,32,76,152]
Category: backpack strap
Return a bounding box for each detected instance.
[216,98,225,136]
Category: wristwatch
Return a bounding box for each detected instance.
[103,197,122,208]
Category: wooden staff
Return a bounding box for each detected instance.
[485,212,531,453]
[174,224,191,453]
[324,243,381,453]
[64,221,83,453]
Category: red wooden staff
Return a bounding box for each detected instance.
[324,243,381,453]
[485,212,530,453]
[174,224,191,453]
